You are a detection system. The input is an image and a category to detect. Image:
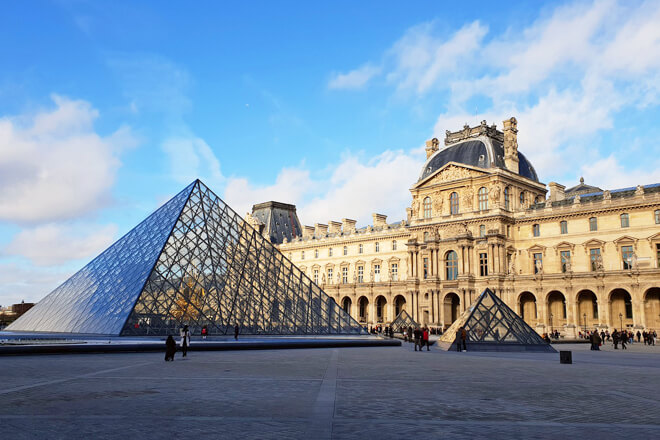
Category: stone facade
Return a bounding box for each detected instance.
[273,119,660,336]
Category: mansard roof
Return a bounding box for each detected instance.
[418,136,539,183]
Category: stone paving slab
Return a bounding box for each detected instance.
[1,343,659,439]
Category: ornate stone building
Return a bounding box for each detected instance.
[254,118,660,336]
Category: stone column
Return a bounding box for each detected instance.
[439,291,445,328]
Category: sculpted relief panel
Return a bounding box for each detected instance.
[430,165,479,184]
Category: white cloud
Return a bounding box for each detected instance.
[162,136,224,188]
[328,64,381,90]
[0,95,136,223]
[224,167,315,217]
[300,149,424,226]
[387,20,488,94]
[0,262,71,306]
[220,147,424,227]
[580,155,660,189]
[3,223,118,266]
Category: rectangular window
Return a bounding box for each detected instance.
[621,213,629,228]
[328,248,333,257]
[590,248,601,271]
[357,266,364,283]
[479,252,488,276]
[533,224,540,237]
[479,225,486,237]
[375,242,380,252]
[560,250,571,273]
[589,217,598,231]
[343,246,347,256]
[622,245,634,270]
[327,268,333,284]
[374,264,380,282]
[359,244,363,254]
[315,249,319,258]
[313,269,319,284]
[392,240,397,251]
[657,244,660,268]
[301,251,305,260]
[656,209,660,224]
[391,263,398,281]
[423,258,428,279]
[533,253,542,274]
[342,267,348,284]
[560,221,568,234]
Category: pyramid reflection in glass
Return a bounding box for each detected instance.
[8,180,364,336]
[437,288,556,352]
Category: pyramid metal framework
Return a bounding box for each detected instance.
[390,310,418,333]
[437,288,556,352]
[8,180,364,336]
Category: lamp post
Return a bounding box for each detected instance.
[583,313,587,335]
[619,312,623,331]
[549,313,553,333]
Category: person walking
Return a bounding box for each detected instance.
[414,327,422,352]
[460,327,468,352]
[636,330,641,343]
[612,329,619,349]
[422,327,430,351]
[592,331,601,351]
[455,327,462,352]
[621,332,628,350]
[234,324,240,340]
[165,335,176,361]
[180,325,191,358]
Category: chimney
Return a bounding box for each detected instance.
[328,221,342,234]
[342,218,357,233]
[372,213,387,228]
[425,138,440,159]
[303,226,315,239]
[503,117,519,174]
[315,223,328,237]
[548,182,566,202]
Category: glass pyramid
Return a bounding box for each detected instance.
[437,288,555,352]
[390,310,418,333]
[8,180,364,336]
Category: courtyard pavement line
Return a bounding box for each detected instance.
[0,361,153,396]
[304,349,339,440]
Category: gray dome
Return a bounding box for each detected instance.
[418,136,539,182]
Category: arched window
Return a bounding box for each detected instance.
[478,187,488,210]
[520,191,525,207]
[479,225,486,237]
[620,213,629,228]
[504,187,510,210]
[445,251,458,280]
[423,196,432,218]
[450,192,459,214]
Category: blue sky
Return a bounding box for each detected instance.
[1,0,659,305]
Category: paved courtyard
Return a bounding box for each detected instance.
[1,341,659,439]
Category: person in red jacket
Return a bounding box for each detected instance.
[422,327,430,351]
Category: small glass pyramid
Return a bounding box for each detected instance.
[437,288,555,352]
[390,310,418,333]
[8,180,365,336]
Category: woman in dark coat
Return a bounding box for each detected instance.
[165,335,176,361]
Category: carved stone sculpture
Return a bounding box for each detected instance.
[635,185,645,196]
[535,259,543,274]
[603,190,611,200]
[631,252,638,270]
